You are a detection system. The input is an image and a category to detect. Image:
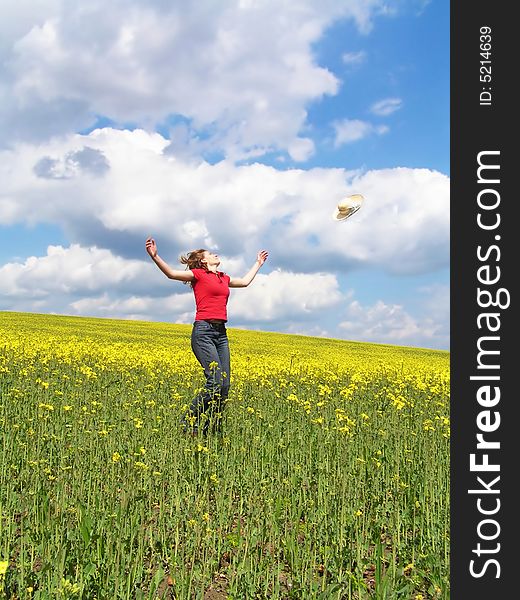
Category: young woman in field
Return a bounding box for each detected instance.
[145,238,268,435]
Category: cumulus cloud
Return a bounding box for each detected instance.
[0,242,346,331]
[338,297,449,349]
[0,242,196,319]
[0,244,151,298]
[0,0,388,157]
[229,270,344,323]
[333,118,389,146]
[69,293,195,323]
[0,127,449,275]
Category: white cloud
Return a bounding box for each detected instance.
[0,242,344,329]
[288,137,315,162]
[284,324,331,337]
[229,270,344,322]
[0,127,449,276]
[338,298,449,349]
[0,244,151,298]
[370,97,403,116]
[0,242,196,320]
[333,118,389,146]
[69,293,194,323]
[1,0,388,155]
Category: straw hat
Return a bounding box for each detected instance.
[332,194,364,221]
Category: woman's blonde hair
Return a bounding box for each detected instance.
[179,249,207,286]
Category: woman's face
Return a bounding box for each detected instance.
[202,251,220,267]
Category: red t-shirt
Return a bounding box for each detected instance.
[191,268,230,321]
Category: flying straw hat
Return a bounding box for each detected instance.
[332,194,365,221]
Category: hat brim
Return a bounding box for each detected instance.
[332,204,361,221]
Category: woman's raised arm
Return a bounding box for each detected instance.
[229,250,268,288]
[145,238,195,282]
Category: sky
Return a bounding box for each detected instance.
[0,0,450,350]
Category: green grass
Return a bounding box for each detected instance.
[0,311,449,599]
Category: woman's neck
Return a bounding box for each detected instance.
[206,265,218,273]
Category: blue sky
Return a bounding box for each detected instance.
[0,0,449,349]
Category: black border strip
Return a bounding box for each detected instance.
[451,3,514,597]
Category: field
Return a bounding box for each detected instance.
[0,311,449,599]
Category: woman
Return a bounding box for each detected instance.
[145,238,268,435]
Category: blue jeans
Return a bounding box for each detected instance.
[182,320,230,434]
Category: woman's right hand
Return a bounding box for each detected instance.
[145,237,157,258]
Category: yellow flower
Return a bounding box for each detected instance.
[112,452,121,462]
[0,560,8,575]
[58,578,80,595]
[134,461,149,470]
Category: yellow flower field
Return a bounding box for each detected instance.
[0,311,449,599]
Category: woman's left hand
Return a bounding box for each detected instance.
[256,250,269,266]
